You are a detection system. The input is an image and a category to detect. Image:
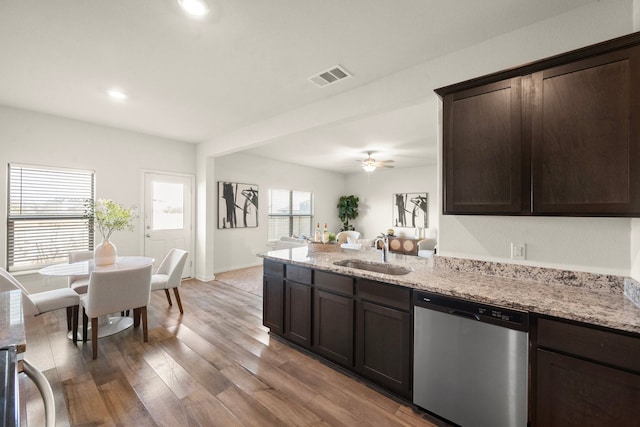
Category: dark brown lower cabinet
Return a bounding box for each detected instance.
[263,275,284,335]
[263,260,413,401]
[284,280,312,348]
[535,317,640,426]
[313,289,354,367]
[355,300,412,399]
[537,349,640,426]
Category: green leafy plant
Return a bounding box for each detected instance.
[337,195,359,231]
[86,199,136,241]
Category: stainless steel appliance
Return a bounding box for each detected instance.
[413,291,529,427]
[0,346,18,427]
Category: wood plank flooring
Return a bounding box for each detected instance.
[19,278,440,426]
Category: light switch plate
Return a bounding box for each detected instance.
[511,242,526,260]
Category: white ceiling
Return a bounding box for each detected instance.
[0,0,597,173]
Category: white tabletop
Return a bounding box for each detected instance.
[39,256,155,277]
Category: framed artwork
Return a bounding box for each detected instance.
[392,192,428,228]
[218,181,259,228]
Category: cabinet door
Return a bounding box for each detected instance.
[313,290,354,368]
[531,47,640,215]
[284,281,312,348]
[537,349,640,426]
[443,77,523,214]
[263,275,284,335]
[355,300,412,398]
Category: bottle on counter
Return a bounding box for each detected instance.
[314,222,321,242]
[322,223,329,243]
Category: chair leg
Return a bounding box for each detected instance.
[173,288,184,314]
[141,306,148,342]
[66,307,72,331]
[71,305,79,344]
[82,308,88,342]
[133,308,141,328]
[164,289,173,307]
[91,318,98,360]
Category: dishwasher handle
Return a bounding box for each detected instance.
[414,290,529,331]
[449,309,480,321]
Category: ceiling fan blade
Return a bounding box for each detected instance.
[377,164,395,169]
[375,159,394,164]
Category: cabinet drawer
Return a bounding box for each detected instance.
[356,279,411,311]
[538,317,640,373]
[264,260,284,278]
[315,271,354,296]
[286,265,312,285]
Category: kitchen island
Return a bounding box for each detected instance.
[261,246,640,334]
[260,246,640,426]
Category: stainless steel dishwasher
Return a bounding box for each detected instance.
[413,291,529,427]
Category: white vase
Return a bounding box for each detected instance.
[94,239,117,265]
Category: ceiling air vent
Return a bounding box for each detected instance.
[308,65,352,88]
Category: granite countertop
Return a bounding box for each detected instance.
[0,290,26,353]
[260,246,640,335]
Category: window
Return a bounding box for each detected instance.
[7,164,95,272]
[268,189,313,240]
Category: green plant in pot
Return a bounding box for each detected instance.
[86,199,137,266]
[337,195,359,231]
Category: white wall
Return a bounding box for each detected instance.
[631,220,640,280]
[345,165,438,241]
[0,105,196,288]
[212,152,347,273]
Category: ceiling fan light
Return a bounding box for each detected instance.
[362,164,376,172]
[178,0,209,16]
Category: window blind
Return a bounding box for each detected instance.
[268,189,313,240]
[7,164,95,271]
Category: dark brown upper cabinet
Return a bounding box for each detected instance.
[442,77,523,214]
[436,31,640,217]
[531,47,640,214]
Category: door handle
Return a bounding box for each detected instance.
[146,233,151,237]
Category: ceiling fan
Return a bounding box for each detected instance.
[359,152,395,172]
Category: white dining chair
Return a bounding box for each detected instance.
[0,267,79,343]
[68,250,93,295]
[81,264,152,359]
[151,249,189,314]
[417,228,438,258]
[336,230,361,244]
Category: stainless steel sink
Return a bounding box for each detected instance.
[333,259,412,276]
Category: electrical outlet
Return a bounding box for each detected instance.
[511,242,526,260]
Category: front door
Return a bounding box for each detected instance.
[143,172,193,278]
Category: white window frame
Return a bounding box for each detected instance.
[7,163,95,272]
[268,189,313,240]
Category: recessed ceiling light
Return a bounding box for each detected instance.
[178,0,209,16]
[106,89,127,100]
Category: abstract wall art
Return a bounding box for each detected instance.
[218,181,259,229]
[392,192,428,229]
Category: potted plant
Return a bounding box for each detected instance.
[86,199,137,265]
[337,195,359,231]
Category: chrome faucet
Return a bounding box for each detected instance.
[374,233,389,263]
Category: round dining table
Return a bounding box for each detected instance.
[39,256,154,340]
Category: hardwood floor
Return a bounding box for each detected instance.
[19,278,439,426]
